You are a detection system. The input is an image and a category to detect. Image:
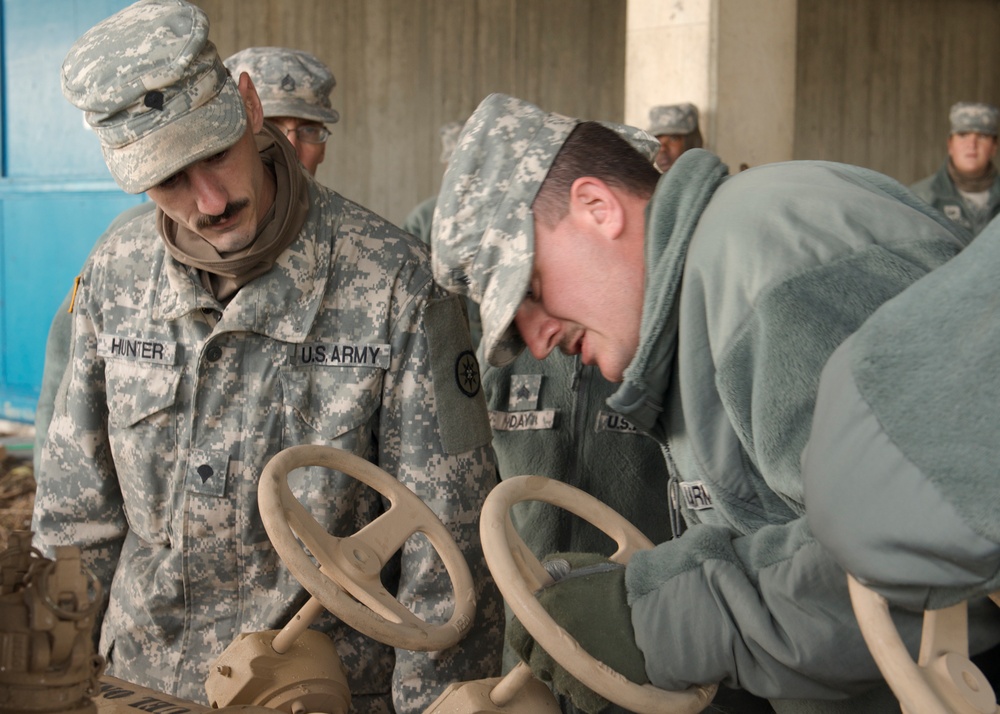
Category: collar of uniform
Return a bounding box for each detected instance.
[607,149,728,437]
[152,178,330,342]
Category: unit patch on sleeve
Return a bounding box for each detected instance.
[456,350,481,397]
[98,333,177,365]
[424,294,492,453]
[293,342,390,368]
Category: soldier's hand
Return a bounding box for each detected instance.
[506,552,649,714]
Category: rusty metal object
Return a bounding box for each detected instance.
[0,531,104,713]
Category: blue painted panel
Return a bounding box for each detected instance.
[4,0,133,179]
[0,184,143,420]
[0,0,143,422]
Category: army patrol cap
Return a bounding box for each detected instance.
[647,103,699,136]
[439,121,464,164]
[225,47,340,125]
[949,102,999,136]
[61,0,247,195]
[432,93,658,368]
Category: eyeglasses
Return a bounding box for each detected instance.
[279,124,331,145]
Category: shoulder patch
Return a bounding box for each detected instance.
[424,295,492,454]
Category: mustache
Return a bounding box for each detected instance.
[196,199,250,229]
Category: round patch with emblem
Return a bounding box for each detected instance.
[455,350,481,397]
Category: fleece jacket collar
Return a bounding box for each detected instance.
[606,149,729,436]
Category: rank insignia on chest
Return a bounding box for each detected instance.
[508,374,543,411]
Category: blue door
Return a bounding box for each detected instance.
[0,0,144,421]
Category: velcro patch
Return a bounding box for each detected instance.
[595,410,639,434]
[292,342,390,368]
[508,374,543,411]
[424,295,492,453]
[680,481,714,511]
[98,334,177,365]
[489,409,557,431]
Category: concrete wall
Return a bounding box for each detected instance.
[624,0,797,172]
[794,0,1000,185]
[193,0,628,227]
[625,0,1000,185]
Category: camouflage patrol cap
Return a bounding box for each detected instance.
[949,101,999,136]
[439,121,464,164]
[647,103,699,136]
[61,0,247,194]
[224,47,340,125]
[432,93,658,367]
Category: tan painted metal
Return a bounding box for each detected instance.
[257,444,477,652]
[0,531,105,714]
[479,475,719,714]
[848,575,1000,714]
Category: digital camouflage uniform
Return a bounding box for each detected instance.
[36,46,341,470]
[402,120,482,348]
[33,2,502,711]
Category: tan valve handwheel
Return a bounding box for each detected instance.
[848,575,999,714]
[258,444,477,652]
[480,475,718,714]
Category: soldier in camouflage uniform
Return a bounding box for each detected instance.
[910,101,1000,237]
[35,46,340,481]
[646,103,703,173]
[431,93,1000,714]
[31,1,502,711]
[225,46,339,177]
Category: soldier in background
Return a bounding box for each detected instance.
[646,102,703,173]
[225,46,339,177]
[911,101,1000,237]
[32,1,501,710]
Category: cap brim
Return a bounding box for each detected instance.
[478,225,531,368]
[103,78,247,194]
[261,97,339,125]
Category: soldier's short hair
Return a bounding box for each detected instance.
[533,122,661,228]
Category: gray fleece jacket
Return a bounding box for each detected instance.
[804,211,1000,611]
[609,150,1000,702]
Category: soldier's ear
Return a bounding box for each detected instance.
[236,72,265,135]
[568,177,625,241]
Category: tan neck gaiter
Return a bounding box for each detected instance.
[157,122,309,301]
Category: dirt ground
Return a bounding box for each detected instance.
[0,422,36,552]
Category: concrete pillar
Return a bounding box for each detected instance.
[626,0,797,171]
